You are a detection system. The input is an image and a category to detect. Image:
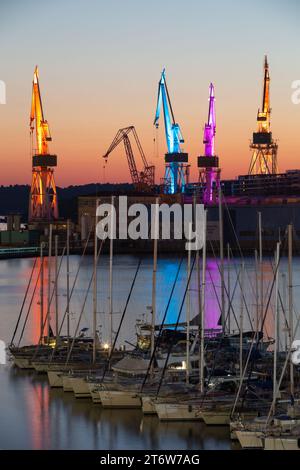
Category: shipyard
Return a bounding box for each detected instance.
[0,0,300,461]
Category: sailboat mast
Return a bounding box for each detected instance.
[227,244,231,334]
[186,222,192,383]
[66,220,70,344]
[151,197,159,359]
[55,235,59,339]
[40,242,45,342]
[258,212,263,326]
[47,224,53,341]
[93,199,99,363]
[288,224,294,398]
[239,262,244,387]
[218,187,225,332]
[109,196,115,349]
[200,211,207,393]
[255,249,259,332]
[273,241,280,402]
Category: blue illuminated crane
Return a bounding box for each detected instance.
[154,69,188,194]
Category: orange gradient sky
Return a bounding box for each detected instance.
[0,0,299,187]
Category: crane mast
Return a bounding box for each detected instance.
[204,83,216,157]
[154,69,189,194]
[248,56,277,175]
[30,67,52,155]
[198,83,220,204]
[103,126,155,191]
[257,55,270,133]
[29,66,58,223]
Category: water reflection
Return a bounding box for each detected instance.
[1,254,300,449]
[1,366,231,450]
[2,254,300,350]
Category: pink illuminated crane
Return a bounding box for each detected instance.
[198,83,220,204]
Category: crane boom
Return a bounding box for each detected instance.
[153,69,188,194]
[30,66,52,156]
[103,126,155,189]
[153,69,184,154]
[257,55,270,133]
[203,83,216,157]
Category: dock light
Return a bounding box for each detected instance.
[103,343,110,351]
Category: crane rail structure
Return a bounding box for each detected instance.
[103,126,155,191]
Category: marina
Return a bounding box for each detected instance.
[2,244,300,450]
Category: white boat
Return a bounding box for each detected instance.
[48,370,63,388]
[62,374,73,392]
[70,376,91,398]
[141,396,157,415]
[236,430,264,449]
[234,415,300,447]
[32,362,50,373]
[264,436,300,450]
[201,409,231,426]
[155,402,202,421]
[99,390,141,408]
[233,416,267,448]
[87,382,102,404]
[203,409,257,426]
[13,357,34,369]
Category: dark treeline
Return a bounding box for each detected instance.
[0,183,134,222]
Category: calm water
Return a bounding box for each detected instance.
[0,254,299,449]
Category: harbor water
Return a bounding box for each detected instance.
[0,254,299,449]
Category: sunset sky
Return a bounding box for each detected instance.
[0,0,299,187]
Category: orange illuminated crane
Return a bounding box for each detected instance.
[248,56,278,175]
[103,126,155,191]
[29,66,58,222]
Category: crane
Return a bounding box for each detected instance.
[154,69,188,194]
[198,83,220,205]
[103,126,155,191]
[29,66,58,222]
[248,56,278,175]
[203,83,216,157]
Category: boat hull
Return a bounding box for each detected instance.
[13,357,34,369]
[99,390,141,409]
[236,431,263,449]
[48,370,63,387]
[155,403,202,421]
[264,437,300,450]
[62,375,73,392]
[142,396,157,415]
[201,410,231,425]
[87,383,102,404]
[71,377,91,398]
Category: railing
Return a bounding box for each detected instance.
[0,246,40,256]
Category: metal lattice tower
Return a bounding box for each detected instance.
[248,56,278,176]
